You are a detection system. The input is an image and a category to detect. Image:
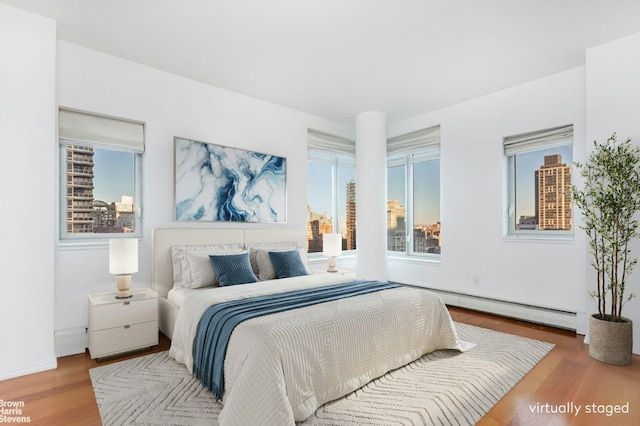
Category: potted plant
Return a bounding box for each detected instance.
[571,132,639,365]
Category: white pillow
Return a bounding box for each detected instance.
[250,243,310,281]
[170,244,244,289]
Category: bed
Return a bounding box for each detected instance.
[151,227,472,425]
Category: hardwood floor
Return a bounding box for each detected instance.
[0,338,171,426]
[449,307,640,426]
[0,307,638,426]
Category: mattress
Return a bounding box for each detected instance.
[169,272,472,425]
[167,287,194,307]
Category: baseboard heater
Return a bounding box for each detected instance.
[419,287,577,331]
[54,327,87,357]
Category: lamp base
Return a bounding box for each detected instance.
[115,274,133,299]
[327,257,338,273]
[115,293,133,299]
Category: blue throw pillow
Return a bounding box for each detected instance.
[268,250,309,279]
[209,253,259,286]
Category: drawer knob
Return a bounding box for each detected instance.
[124,301,130,306]
[124,325,130,329]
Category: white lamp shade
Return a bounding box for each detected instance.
[109,238,138,274]
[322,233,343,257]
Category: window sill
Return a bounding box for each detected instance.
[57,239,148,251]
[503,234,575,244]
[387,253,441,265]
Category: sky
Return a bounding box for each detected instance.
[307,162,333,216]
[92,148,135,203]
[307,162,355,223]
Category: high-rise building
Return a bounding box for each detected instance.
[66,145,95,233]
[387,200,406,251]
[345,180,356,250]
[387,200,405,230]
[535,154,572,230]
[307,205,333,252]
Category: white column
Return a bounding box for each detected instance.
[355,111,388,281]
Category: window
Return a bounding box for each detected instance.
[307,130,356,254]
[505,125,573,236]
[387,126,441,257]
[59,109,144,240]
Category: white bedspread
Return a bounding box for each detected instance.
[169,273,472,425]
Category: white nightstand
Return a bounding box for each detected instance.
[88,288,159,359]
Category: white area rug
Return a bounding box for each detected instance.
[90,322,553,425]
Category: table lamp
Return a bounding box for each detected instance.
[109,238,138,299]
[323,233,342,273]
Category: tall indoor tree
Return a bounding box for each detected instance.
[571,132,640,365]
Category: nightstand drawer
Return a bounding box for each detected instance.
[90,321,158,358]
[92,298,158,330]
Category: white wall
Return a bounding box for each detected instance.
[7,2,640,375]
[386,67,589,333]
[586,33,640,354]
[54,41,353,335]
[0,4,57,379]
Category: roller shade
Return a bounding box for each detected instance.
[387,125,440,156]
[59,109,145,153]
[308,129,355,156]
[504,125,573,156]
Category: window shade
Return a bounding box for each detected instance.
[308,129,355,156]
[387,125,440,156]
[59,109,145,153]
[504,125,573,156]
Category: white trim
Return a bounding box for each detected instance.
[54,327,87,357]
[0,358,57,381]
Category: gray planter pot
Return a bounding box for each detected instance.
[589,314,633,366]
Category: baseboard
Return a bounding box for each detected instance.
[54,327,87,357]
[424,288,577,331]
[0,358,57,381]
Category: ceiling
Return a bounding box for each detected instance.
[6,0,640,124]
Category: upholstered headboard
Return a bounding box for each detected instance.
[151,227,307,299]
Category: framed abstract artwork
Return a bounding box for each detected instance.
[174,137,287,222]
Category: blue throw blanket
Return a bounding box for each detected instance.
[193,280,400,400]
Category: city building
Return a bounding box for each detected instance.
[387,200,441,253]
[518,215,538,230]
[65,145,95,234]
[115,195,136,232]
[307,205,333,252]
[535,154,572,230]
[92,200,116,231]
[387,199,406,251]
[345,180,356,250]
[386,199,405,230]
[415,222,441,254]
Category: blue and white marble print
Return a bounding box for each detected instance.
[174,138,286,222]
